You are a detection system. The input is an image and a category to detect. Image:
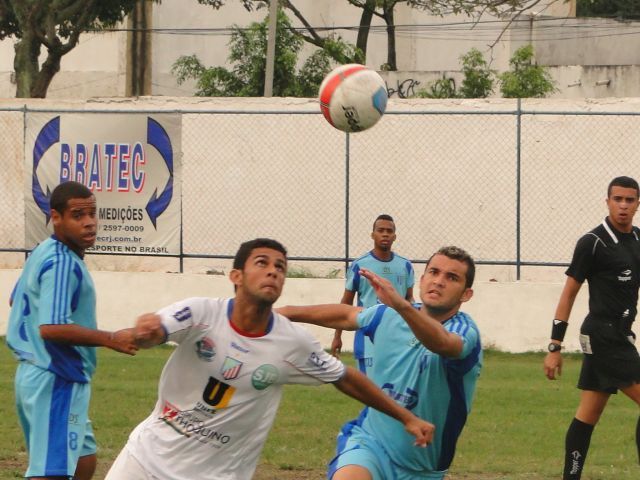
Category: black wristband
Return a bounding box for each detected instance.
[551,319,568,342]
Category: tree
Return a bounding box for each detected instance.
[498,45,555,98]
[0,1,161,98]
[239,0,561,72]
[416,48,494,99]
[172,8,349,97]
[577,0,640,19]
[459,48,494,98]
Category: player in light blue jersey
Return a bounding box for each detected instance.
[332,214,415,374]
[6,181,138,480]
[280,246,482,480]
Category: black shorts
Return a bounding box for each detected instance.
[577,321,640,393]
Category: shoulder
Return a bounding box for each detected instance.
[575,225,609,252]
[446,311,480,337]
[351,252,372,265]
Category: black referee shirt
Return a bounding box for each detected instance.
[566,217,640,328]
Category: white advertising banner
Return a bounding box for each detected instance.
[25,112,181,255]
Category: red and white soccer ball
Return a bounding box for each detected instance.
[318,64,388,133]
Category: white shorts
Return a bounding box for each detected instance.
[105,447,159,480]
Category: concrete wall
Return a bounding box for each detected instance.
[0,269,588,353]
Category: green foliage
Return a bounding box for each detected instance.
[577,0,640,19]
[416,75,458,98]
[498,45,556,98]
[415,48,494,99]
[1,0,156,97]
[459,48,494,98]
[172,9,354,97]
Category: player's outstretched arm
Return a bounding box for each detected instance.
[39,324,138,355]
[133,313,167,348]
[360,268,463,357]
[334,367,434,447]
[331,290,356,357]
[277,304,360,330]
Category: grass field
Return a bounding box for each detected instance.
[1,339,638,480]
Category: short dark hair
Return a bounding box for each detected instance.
[608,176,639,198]
[426,246,476,288]
[50,181,93,214]
[372,214,395,231]
[233,238,287,270]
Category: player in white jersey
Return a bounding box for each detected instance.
[105,238,434,480]
[280,246,482,480]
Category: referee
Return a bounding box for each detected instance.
[544,176,640,479]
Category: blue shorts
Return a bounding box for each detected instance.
[328,423,445,480]
[14,362,96,478]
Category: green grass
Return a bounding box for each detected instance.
[1,341,638,479]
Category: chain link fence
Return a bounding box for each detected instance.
[1,103,639,279]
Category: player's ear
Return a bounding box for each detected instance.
[50,208,62,227]
[460,288,473,304]
[229,269,243,288]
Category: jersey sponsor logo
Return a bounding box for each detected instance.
[230,341,249,353]
[623,308,630,318]
[221,356,243,380]
[203,377,236,408]
[173,306,192,322]
[160,401,232,447]
[308,351,328,369]
[195,337,216,362]
[252,364,279,390]
[380,382,419,410]
[618,269,632,282]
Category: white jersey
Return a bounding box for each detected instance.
[124,297,346,480]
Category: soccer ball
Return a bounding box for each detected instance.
[318,64,388,133]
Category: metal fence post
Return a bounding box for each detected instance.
[516,98,522,280]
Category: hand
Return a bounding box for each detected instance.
[331,331,343,359]
[360,268,405,310]
[543,351,562,380]
[405,416,435,447]
[110,328,138,356]
[134,313,164,348]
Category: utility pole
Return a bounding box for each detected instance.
[264,0,278,97]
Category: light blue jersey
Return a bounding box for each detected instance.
[346,252,414,373]
[332,305,482,478]
[7,236,97,383]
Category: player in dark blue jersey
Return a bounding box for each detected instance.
[7,181,138,480]
[544,176,640,479]
[332,214,415,375]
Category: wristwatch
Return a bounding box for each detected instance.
[548,342,562,353]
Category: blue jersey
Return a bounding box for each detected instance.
[346,251,414,308]
[7,236,97,383]
[355,305,482,475]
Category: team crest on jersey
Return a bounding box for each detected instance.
[195,337,216,362]
[221,356,243,380]
[252,364,279,390]
[173,306,192,322]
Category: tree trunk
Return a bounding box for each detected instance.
[355,0,376,63]
[30,50,62,98]
[13,30,40,98]
[383,5,397,71]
